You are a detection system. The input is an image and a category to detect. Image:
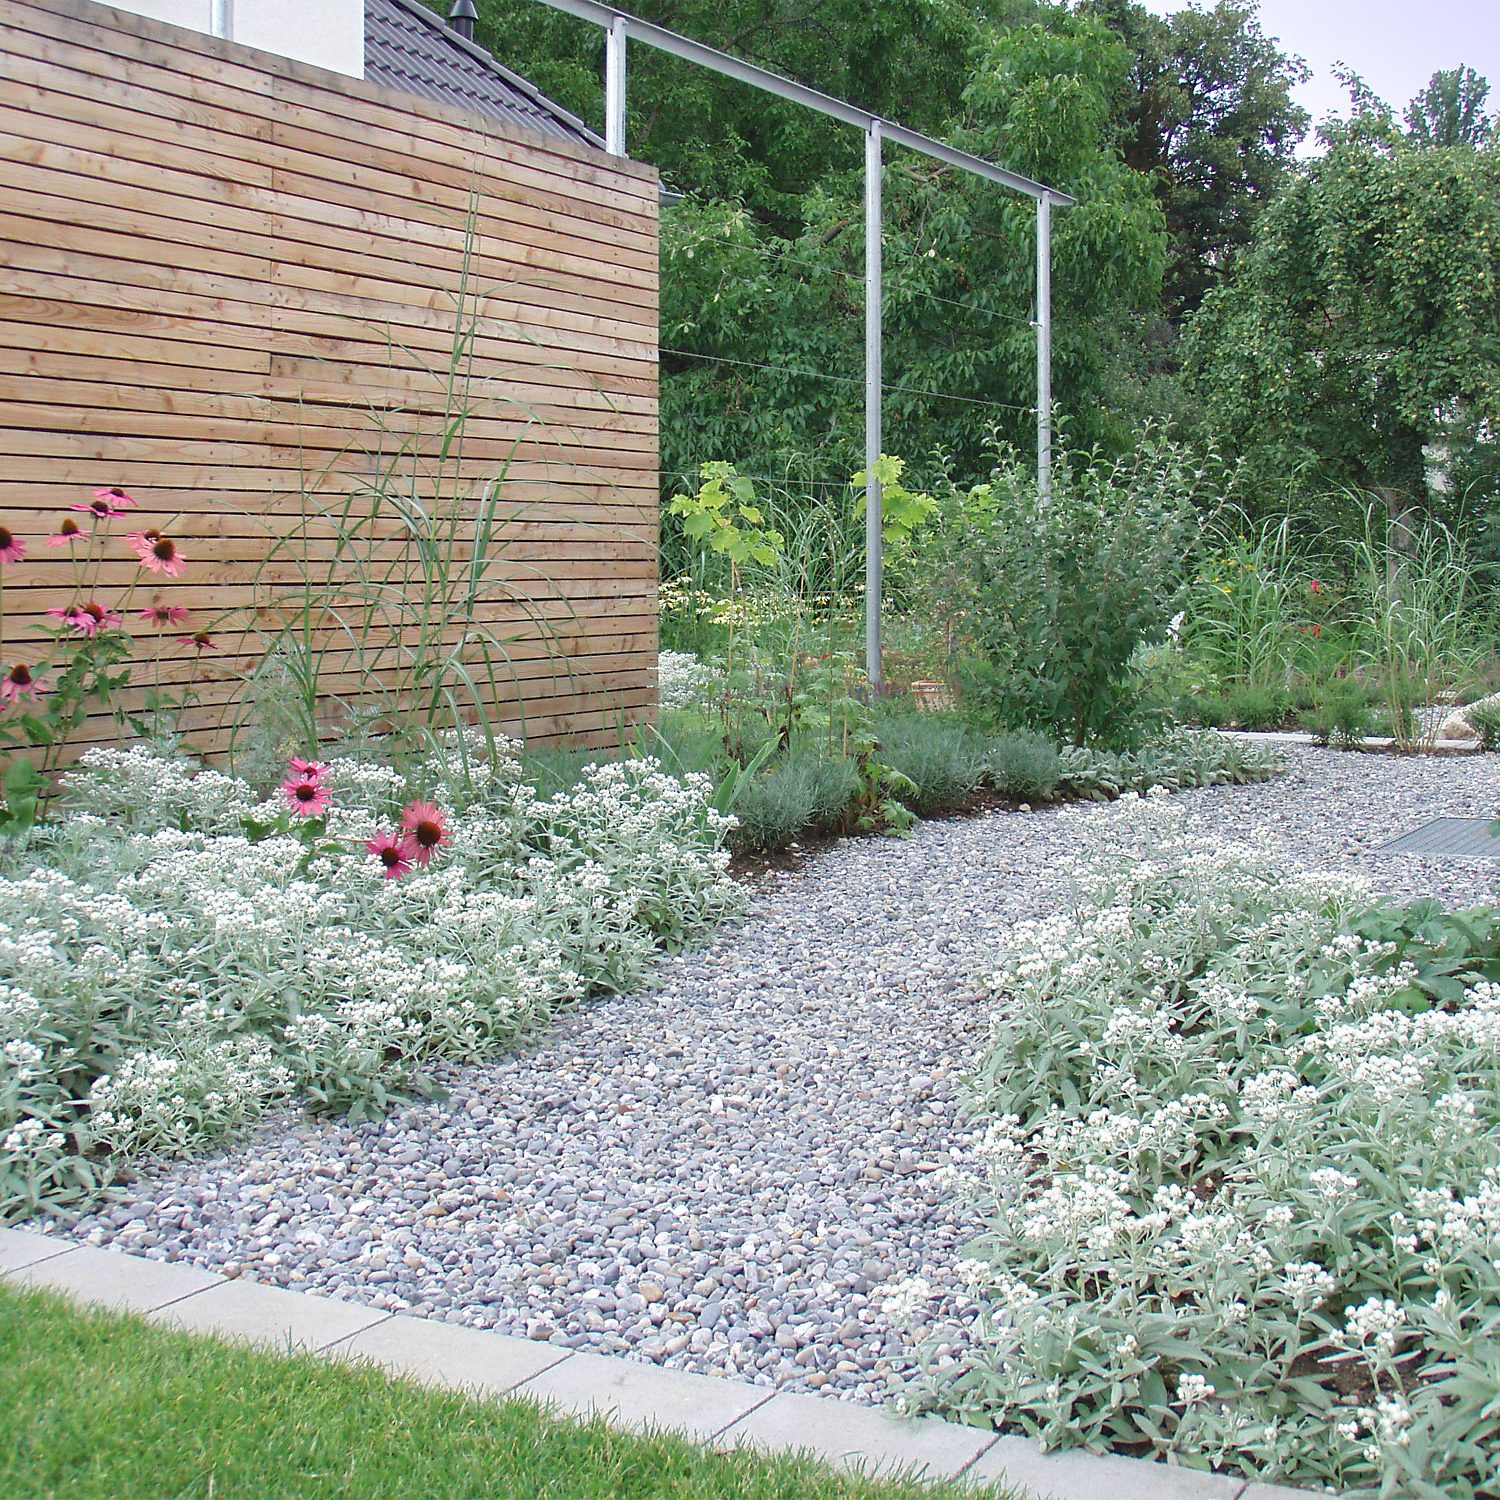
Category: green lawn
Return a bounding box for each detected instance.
[0,1284,1012,1500]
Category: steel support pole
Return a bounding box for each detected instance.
[209,0,233,39]
[604,16,628,156]
[1036,190,1053,501]
[864,121,883,694]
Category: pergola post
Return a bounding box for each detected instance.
[604,15,628,155]
[864,121,883,694]
[1036,190,1053,501]
[551,0,1073,692]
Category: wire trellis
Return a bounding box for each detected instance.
[661,346,1037,416]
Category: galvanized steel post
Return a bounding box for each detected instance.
[1036,190,1053,502]
[604,15,628,155]
[864,120,883,694]
[209,0,233,39]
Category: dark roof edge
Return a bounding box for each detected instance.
[381,0,605,149]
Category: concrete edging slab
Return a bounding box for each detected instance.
[2,1227,1323,1499]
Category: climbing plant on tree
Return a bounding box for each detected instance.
[1184,87,1500,534]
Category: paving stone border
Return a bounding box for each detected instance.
[1,1228,1317,1499]
[1229,728,1482,754]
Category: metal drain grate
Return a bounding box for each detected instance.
[1372,817,1500,858]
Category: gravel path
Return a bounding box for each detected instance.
[60,746,1500,1401]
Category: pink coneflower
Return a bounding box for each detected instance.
[45,601,121,637]
[280,773,332,818]
[45,518,87,548]
[399,800,450,866]
[0,663,47,704]
[138,605,191,626]
[178,632,219,652]
[288,755,329,782]
[73,488,136,519]
[127,529,188,578]
[366,830,416,880]
[0,526,25,565]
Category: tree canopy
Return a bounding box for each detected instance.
[1184,97,1500,524]
[1082,0,1309,317]
[430,0,1320,483]
[1407,66,1496,150]
[430,2,1500,529]
[655,10,1165,484]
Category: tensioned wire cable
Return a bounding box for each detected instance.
[668,191,1040,329]
[660,346,1037,415]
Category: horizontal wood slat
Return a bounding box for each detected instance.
[0,0,660,754]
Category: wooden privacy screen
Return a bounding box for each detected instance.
[0,0,660,757]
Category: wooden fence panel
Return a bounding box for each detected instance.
[0,0,660,759]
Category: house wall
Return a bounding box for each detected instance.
[0,0,660,757]
[91,0,367,79]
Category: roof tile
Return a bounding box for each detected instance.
[365,0,602,148]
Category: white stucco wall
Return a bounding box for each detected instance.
[233,0,365,79]
[108,0,212,28]
[106,0,366,79]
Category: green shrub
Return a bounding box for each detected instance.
[873,714,986,815]
[1180,684,1291,731]
[1298,680,1376,748]
[986,731,1063,801]
[1218,682,1292,730]
[919,436,1208,747]
[729,750,860,852]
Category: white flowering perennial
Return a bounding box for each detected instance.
[657,650,724,713]
[0,741,743,1221]
[891,794,1500,1497]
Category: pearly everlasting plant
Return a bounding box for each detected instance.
[0,739,743,1221]
[657,650,723,712]
[891,794,1500,1497]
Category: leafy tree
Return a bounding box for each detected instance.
[1406,66,1496,149]
[436,2,1166,499]
[431,0,993,211]
[1082,0,1309,318]
[659,11,1166,485]
[1184,113,1500,531]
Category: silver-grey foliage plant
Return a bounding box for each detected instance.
[889,793,1500,1496]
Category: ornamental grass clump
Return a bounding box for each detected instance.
[891,793,1500,1496]
[0,734,742,1221]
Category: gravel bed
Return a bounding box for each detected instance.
[58,746,1500,1401]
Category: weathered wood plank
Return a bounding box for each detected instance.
[0,0,659,755]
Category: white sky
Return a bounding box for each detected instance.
[1139,0,1500,132]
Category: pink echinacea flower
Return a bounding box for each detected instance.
[399,800,451,866]
[366,830,416,880]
